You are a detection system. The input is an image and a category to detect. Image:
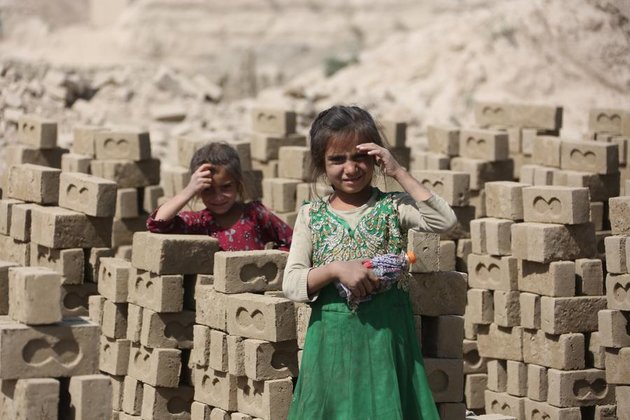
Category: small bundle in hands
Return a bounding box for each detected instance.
[336,250,416,310]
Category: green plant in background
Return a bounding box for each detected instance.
[324,54,359,77]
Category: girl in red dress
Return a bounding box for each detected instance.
[147,142,292,251]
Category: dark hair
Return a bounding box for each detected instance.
[190,142,245,197]
[309,105,387,183]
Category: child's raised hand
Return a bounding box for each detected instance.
[333,260,380,298]
[186,163,214,196]
[356,143,402,178]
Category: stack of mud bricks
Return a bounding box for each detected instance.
[0,264,111,419]
[193,248,298,419]
[585,108,630,189]
[402,230,469,419]
[602,195,630,419]
[161,132,262,211]
[1,127,117,317]
[70,126,162,259]
[251,107,308,227]
[470,179,618,419]
[93,230,220,419]
[0,114,69,194]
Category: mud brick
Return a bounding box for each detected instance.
[250,133,306,163]
[132,232,218,275]
[485,219,513,256]
[554,169,619,201]
[475,102,563,131]
[0,199,23,235]
[522,186,590,225]
[116,244,133,260]
[141,384,193,420]
[427,125,459,156]
[8,267,62,325]
[0,316,99,378]
[560,140,619,174]
[126,303,143,342]
[0,234,30,266]
[519,292,541,329]
[494,291,521,327]
[227,334,245,376]
[236,376,292,419]
[589,108,630,134]
[88,295,104,325]
[193,366,237,410]
[141,185,164,214]
[485,181,527,221]
[98,257,131,302]
[160,165,190,198]
[175,136,203,168]
[61,152,91,173]
[606,273,630,310]
[262,178,300,212]
[421,315,464,358]
[140,308,194,349]
[594,404,618,420]
[90,159,160,188]
[441,205,474,240]
[610,196,630,235]
[423,358,464,403]
[0,262,18,315]
[616,386,630,420]
[484,390,525,419]
[277,146,310,181]
[206,328,228,371]
[463,339,487,374]
[506,360,527,397]
[511,222,596,263]
[17,115,57,149]
[252,108,296,135]
[606,347,630,385]
[11,378,59,420]
[58,172,117,217]
[94,130,151,161]
[456,238,472,272]
[99,335,131,375]
[588,332,606,369]
[101,300,128,339]
[85,247,114,283]
[406,231,440,272]
[122,376,143,415]
[603,235,627,274]
[31,206,112,248]
[524,399,581,420]
[128,343,181,387]
[590,201,604,231]
[466,373,488,410]
[243,339,298,380]
[527,364,548,401]
[477,324,523,361]
[213,250,286,294]
[127,268,184,312]
[112,215,147,247]
[190,401,211,420]
[598,310,630,348]
[412,151,450,171]
[548,368,615,407]
[409,272,467,316]
[540,296,606,334]
[67,374,112,419]
[530,135,561,168]
[468,254,518,291]
[519,260,575,297]
[522,329,585,369]
[439,240,456,271]
[487,359,508,392]
[519,164,554,186]
[295,302,311,349]
[380,120,407,148]
[575,258,604,296]
[8,164,60,204]
[196,285,226,330]
[61,282,97,318]
[9,203,38,242]
[226,293,295,342]
[450,157,514,191]
[412,170,470,206]
[191,325,211,367]
[459,129,509,161]
[469,189,487,218]
[72,125,107,157]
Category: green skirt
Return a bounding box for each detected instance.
[288,284,440,420]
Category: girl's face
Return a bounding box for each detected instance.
[199,165,239,215]
[324,137,374,196]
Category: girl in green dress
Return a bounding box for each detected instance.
[282,105,458,420]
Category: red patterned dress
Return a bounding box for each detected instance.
[146,201,292,251]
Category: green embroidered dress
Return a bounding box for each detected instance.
[288,191,440,420]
